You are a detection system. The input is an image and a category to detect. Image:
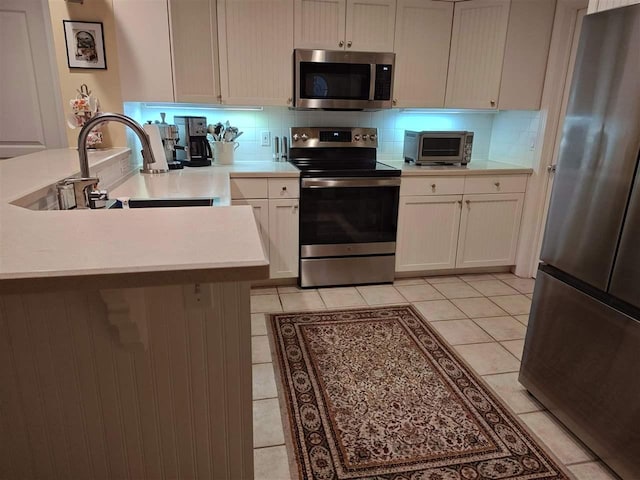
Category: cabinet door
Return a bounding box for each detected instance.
[169,0,221,103]
[232,199,270,259]
[456,193,524,268]
[114,0,175,102]
[268,199,300,278]
[294,0,347,50]
[396,195,462,272]
[590,0,640,12]
[346,0,397,52]
[393,0,453,107]
[498,0,555,110]
[445,0,510,109]
[218,0,294,106]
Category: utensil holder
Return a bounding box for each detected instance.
[213,141,239,165]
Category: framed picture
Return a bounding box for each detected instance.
[63,20,107,69]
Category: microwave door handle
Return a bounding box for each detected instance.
[369,64,376,101]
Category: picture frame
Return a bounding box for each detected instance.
[63,20,107,70]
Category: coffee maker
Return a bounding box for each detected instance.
[174,116,212,167]
[154,113,182,170]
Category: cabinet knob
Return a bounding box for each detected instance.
[490,100,496,107]
[431,183,436,190]
[347,40,352,48]
[392,99,397,106]
[287,97,292,104]
[465,200,471,206]
[338,40,344,47]
[494,181,501,188]
[282,186,287,191]
[293,205,298,211]
[457,200,462,206]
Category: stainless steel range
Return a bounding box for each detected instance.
[289,127,401,288]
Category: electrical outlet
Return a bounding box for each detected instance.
[261,131,271,147]
[183,283,212,309]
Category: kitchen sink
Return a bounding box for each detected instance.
[108,197,218,209]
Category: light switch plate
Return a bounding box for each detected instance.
[261,131,271,147]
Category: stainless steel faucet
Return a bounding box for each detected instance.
[57,112,166,210]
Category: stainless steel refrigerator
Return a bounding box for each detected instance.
[520,5,640,479]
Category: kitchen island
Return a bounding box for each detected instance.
[0,148,275,479]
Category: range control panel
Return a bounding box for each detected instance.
[290,127,378,148]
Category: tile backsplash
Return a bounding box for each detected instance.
[126,103,539,166]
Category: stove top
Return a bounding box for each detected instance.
[288,127,400,178]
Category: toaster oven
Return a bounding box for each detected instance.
[403,131,474,165]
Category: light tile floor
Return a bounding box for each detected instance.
[250,273,621,480]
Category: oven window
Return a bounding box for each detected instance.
[421,137,462,157]
[299,62,370,100]
[300,185,399,245]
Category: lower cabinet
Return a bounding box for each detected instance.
[231,177,299,279]
[456,193,524,268]
[268,199,300,278]
[396,195,462,271]
[396,175,527,272]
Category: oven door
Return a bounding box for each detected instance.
[420,134,465,163]
[300,177,400,256]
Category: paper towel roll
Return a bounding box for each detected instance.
[143,123,169,172]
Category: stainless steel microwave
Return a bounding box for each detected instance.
[403,131,474,166]
[294,49,395,110]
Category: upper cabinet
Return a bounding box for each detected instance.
[169,0,221,103]
[218,0,294,106]
[393,0,453,108]
[393,0,555,110]
[445,0,511,110]
[295,0,396,52]
[588,0,640,13]
[113,0,175,102]
[114,0,220,103]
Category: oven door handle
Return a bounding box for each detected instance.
[301,177,401,188]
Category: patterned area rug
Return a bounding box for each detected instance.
[269,306,570,480]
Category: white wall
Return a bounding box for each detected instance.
[488,110,542,166]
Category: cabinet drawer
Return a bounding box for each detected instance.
[230,178,268,199]
[400,176,465,196]
[464,175,528,194]
[268,178,300,198]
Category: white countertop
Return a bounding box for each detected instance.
[381,159,533,176]
[0,149,286,292]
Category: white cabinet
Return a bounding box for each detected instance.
[498,0,555,110]
[169,0,221,103]
[392,0,453,108]
[294,0,396,52]
[445,0,511,109]
[268,199,300,278]
[396,195,462,272]
[232,199,270,258]
[396,175,527,272]
[589,0,640,13]
[218,0,294,106]
[113,0,220,103]
[456,193,524,268]
[113,0,175,102]
[230,177,300,279]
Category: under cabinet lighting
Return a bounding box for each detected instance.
[399,108,498,114]
[142,102,263,112]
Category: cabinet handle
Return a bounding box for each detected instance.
[339,40,344,47]
[347,40,352,48]
[293,205,298,211]
[392,99,397,106]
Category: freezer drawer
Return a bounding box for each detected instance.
[520,270,640,479]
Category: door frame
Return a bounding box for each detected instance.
[513,0,589,278]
